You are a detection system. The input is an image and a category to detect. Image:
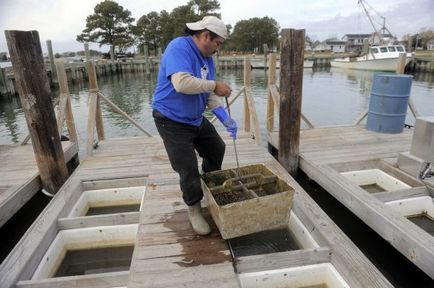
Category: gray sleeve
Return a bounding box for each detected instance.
[171,72,216,94]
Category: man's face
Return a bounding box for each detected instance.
[200,32,225,56]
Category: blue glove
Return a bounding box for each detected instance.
[212,106,237,139]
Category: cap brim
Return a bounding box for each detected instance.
[186,22,205,31]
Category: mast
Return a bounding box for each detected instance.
[358,0,380,42]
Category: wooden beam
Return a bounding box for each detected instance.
[243,57,251,132]
[236,247,331,274]
[98,92,152,137]
[16,271,129,288]
[84,43,90,61]
[278,28,305,177]
[5,30,69,194]
[58,212,140,230]
[374,186,429,203]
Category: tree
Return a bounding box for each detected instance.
[229,17,279,53]
[76,0,135,53]
[134,0,223,53]
[189,0,220,17]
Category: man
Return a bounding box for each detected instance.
[152,16,237,235]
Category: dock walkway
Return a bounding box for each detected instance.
[0,141,78,227]
[0,132,392,287]
[269,125,434,278]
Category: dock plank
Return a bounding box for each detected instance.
[0,141,78,227]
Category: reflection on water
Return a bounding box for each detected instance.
[1,69,433,157]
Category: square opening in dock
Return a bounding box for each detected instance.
[341,169,411,193]
[68,186,146,217]
[238,263,349,288]
[386,196,434,236]
[229,211,319,258]
[31,224,138,280]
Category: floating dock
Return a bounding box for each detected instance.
[268,125,434,278]
[0,133,392,287]
[0,141,78,227]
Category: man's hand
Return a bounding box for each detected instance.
[214,81,232,97]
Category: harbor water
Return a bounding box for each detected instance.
[1,68,433,158]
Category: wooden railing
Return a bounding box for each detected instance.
[85,61,152,156]
[210,57,261,145]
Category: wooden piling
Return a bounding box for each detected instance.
[5,30,69,194]
[46,40,57,84]
[55,60,78,142]
[396,53,406,74]
[263,43,269,70]
[243,58,251,132]
[266,53,277,132]
[84,43,90,61]
[278,28,305,177]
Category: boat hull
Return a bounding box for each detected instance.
[331,57,411,72]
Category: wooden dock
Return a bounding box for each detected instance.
[269,125,434,278]
[0,133,393,287]
[0,141,78,227]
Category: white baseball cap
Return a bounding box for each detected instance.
[186,16,228,39]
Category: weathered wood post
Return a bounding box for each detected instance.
[86,61,105,156]
[263,43,269,71]
[278,29,305,177]
[396,53,407,74]
[266,53,277,132]
[110,45,115,61]
[84,43,90,61]
[144,45,150,75]
[5,30,69,194]
[55,60,78,142]
[243,57,261,145]
[243,57,251,132]
[46,40,57,84]
[396,53,420,119]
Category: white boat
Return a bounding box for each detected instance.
[331,45,413,71]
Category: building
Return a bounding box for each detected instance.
[427,40,434,51]
[342,34,371,52]
[314,38,346,53]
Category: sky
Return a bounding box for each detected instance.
[0,0,433,54]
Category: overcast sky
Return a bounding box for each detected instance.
[0,0,433,54]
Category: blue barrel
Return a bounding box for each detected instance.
[366,74,413,134]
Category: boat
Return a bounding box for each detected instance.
[331,45,413,71]
[331,0,413,71]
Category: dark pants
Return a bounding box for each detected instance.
[153,109,225,206]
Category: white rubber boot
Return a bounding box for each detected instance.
[188,202,211,235]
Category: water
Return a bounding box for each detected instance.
[85,204,141,216]
[228,228,301,257]
[1,68,433,159]
[54,245,134,277]
[408,214,434,236]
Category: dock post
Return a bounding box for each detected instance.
[84,43,90,61]
[263,43,269,70]
[55,60,78,142]
[5,30,69,194]
[86,61,105,156]
[144,45,150,75]
[278,28,305,177]
[46,40,57,84]
[0,68,7,95]
[396,53,420,118]
[266,53,277,132]
[243,57,251,133]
